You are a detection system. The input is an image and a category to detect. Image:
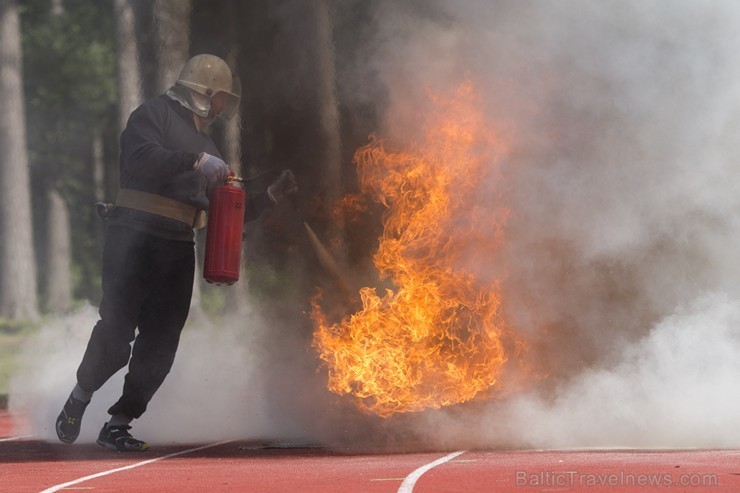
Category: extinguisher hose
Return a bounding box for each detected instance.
[230,168,356,306]
[286,194,357,308]
[228,169,280,184]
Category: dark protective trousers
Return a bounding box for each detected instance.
[76,225,195,419]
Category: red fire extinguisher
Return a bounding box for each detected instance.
[203,176,246,285]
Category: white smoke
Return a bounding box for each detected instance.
[8,301,323,444]
[10,1,740,450]
[417,293,740,449]
[349,0,740,448]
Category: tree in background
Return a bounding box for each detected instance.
[114,0,142,135]
[217,1,250,315]
[44,185,72,312]
[41,0,72,313]
[153,0,191,94]
[23,0,117,308]
[231,0,347,306]
[1,0,379,321]
[0,0,38,320]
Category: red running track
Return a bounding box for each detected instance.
[2,410,739,492]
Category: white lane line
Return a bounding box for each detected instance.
[39,439,238,493]
[397,450,466,493]
[0,434,35,442]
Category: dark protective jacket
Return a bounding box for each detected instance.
[109,94,272,242]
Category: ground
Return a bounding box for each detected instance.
[2,409,739,492]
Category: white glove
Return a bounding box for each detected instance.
[194,153,230,182]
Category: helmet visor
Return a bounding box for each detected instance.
[217,76,241,121]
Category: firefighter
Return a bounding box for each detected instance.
[55,54,298,452]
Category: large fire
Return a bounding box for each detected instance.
[311,78,511,418]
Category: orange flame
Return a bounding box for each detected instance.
[311,78,511,418]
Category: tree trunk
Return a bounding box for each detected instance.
[113,0,143,211]
[0,0,39,320]
[153,0,192,93]
[218,3,250,315]
[92,130,107,249]
[114,0,143,135]
[44,188,73,313]
[223,104,251,315]
[313,0,343,208]
[38,0,73,314]
[234,1,346,309]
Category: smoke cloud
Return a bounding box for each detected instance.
[10,1,740,450]
[9,301,330,444]
[351,0,740,448]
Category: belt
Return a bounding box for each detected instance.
[116,188,206,228]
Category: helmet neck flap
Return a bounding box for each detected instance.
[165,84,211,118]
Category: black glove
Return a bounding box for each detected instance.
[267,169,299,204]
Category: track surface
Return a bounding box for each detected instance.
[2,410,739,492]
